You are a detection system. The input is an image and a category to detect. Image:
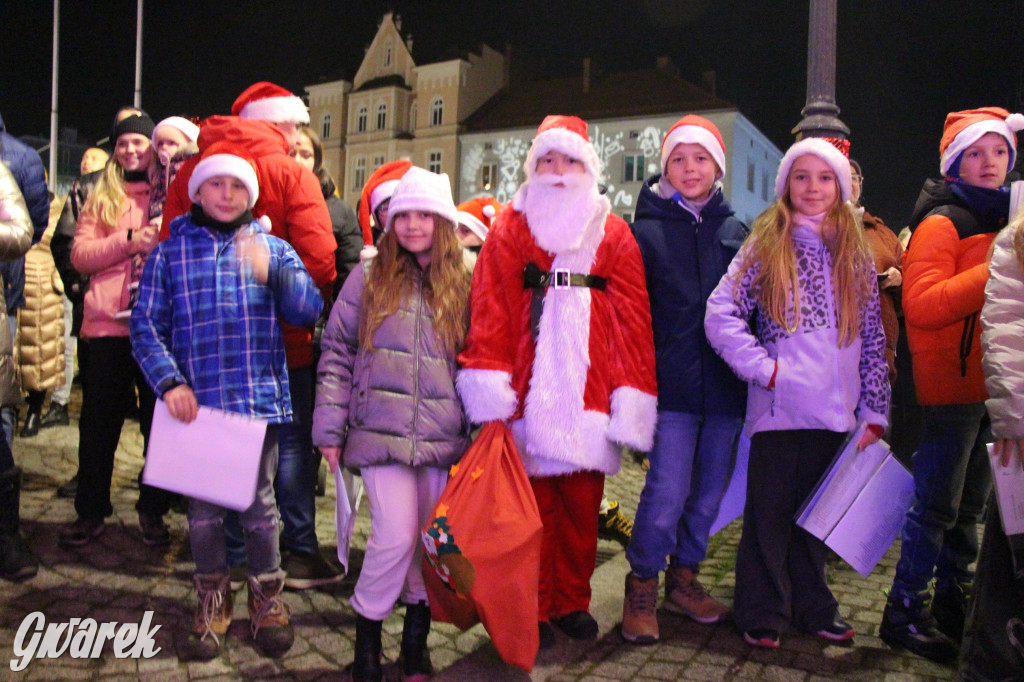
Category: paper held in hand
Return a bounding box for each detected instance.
[143,400,269,511]
[987,442,1024,536]
[796,422,914,577]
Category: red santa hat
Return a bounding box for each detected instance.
[774,137,853,202]
[939,107,1024,176]
[188,140,260,210]
[660,115,727,177]
[384,167,458,232]
[358,160,413,240]
[231,81,310,125]
[456,197,503,241]
[524,115,602,180]
[152,116,199,145]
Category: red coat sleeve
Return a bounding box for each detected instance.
[159,157,197,241]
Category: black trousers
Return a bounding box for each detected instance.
[74,336,170,520]
[734,428,845,633]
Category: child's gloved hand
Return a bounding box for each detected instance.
[235,231,270,284]
[320,446,341,474]
[164,384,198,423]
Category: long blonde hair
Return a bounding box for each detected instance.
[734,183,871,346]
[359,216,471,355]
[83,151,155,227]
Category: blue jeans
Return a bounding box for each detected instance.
[225,366,317,566]
[891,403,992,598]
[190,427,281,576]
[626,411,742,578]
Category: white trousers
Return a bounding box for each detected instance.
[350,463,448,621]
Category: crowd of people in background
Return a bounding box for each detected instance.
[0,84,1022,682]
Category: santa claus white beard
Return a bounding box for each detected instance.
[522,172,602,254]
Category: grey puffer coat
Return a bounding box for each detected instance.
[980,226,1024,440]
[313,261,469,470]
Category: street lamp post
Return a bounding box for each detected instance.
[792,0,849,141]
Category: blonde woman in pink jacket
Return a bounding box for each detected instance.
[59,109,172,549]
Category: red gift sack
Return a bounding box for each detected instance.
[421,421,542,672]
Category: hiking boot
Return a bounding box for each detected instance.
[40,401,70,428]
[598,500,633,548]
[247,571,293,657]
[283,550,342,589]
[138,512,170,547]
[621,572,659,644]
[344,614,383,681]
[179,572,232,661]
[399,601,434,681]
[552,610,598,640]
[880,590,958,662]
[59,516,105,547]
[56,474,78,498]
[664,565,728,624]
[0,467,38,582]
[932,580,972,642]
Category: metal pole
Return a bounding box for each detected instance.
[49,0,59,192]
[792,0,849,140]
[134,0,143,108]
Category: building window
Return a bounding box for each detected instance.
[427,151,442,174]
[376,103,387,130]
[356,106,367,133]
[762,170,771,201]
[747,160,755,192]
[372,154,385,170]
[410,103,417,129]
[353,156,366,191]
[321,113,331,139]
[621,212,633,223]
[383,42,392,68]
[623,154,645,183]
[430,97,444,127]
[481,163,497,191]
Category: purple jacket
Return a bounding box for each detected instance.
[704,223,890,435]
[313,262,469,469]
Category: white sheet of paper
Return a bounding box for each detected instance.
[825,454,914,577]
[143,400,268,511]
[334,467,364,575]
[988,442,1024,536]
[710,432,748,535]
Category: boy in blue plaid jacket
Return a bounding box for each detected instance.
[130,140,322,662]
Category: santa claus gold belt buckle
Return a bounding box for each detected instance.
[553,268,571,290]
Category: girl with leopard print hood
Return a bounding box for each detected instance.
[704,137,890,650]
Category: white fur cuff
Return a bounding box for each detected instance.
[606,386,658,452]
[457,369,517,423]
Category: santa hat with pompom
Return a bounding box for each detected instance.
[774,137,853,202]
[660,115,727,178]
[940,107,1024,177]
[231,81,309,125]
[524,115,602,181]
[357,160,412,261]
[456,196,503,241]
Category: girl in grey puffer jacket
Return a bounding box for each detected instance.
[313,167,471,681]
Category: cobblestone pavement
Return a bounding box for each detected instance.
[1,388,958,680]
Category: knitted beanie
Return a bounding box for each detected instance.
[384,167,458,232]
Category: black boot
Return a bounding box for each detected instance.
[345,614,383,682]
[40,402,69,428]
[932,580,972,642]
[18,411,40,438]
[400,601,434,681]
[0,467,39,581]
[880,590,958,662]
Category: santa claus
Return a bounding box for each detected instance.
[457,115,657,648]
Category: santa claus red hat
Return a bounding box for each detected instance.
[231,81,310,125]
[152,116,199,146]
[385,167,458,232]
[358,160,413,241]
[188,141,260,210]
[661,115,727,177]
[456,196,503,241]
[939,107,1024,177]
[524,115,602,180]
[774,137,853,202]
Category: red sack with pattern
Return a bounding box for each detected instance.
[421,421,541,672]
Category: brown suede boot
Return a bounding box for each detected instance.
[664,565,728,624]
[621,572,659,644]
[179,573,232,661]
[247,571,293,658]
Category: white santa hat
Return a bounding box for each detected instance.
[152,116,199,145]
[524,115,602,181]
[384,167,458,232]
[231,81,310,125]
[456,197,503,241]
[939,107,1024,177]
[660,115,727,177]
[188,141,260,210]
[774,137,853,202]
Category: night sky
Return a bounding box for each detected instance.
[2,0,1023,227]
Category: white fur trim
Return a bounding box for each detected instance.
[606,386,658,452]
[359,245,378,262]
[153,116,199,145]
[775,137,852,202]
[188,153,260,209]
[457,211,489,241]
[661,126,726,177]
[238,95,310,124]
[940,119,1020,176]
[456,369,516,423]
[370,179,401,212]
[256,215,272,233]
[511,412,621,477]
[524,128,602,181]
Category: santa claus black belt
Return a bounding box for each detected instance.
[523,262,606,340]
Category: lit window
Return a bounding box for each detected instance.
[481,163,497,191]
[356,106,367,133]
[353,156,366,190]
[321,113,331,139]
[623,154,645,183]
[376,103,387,130]
[428,151,442,174]
[430,97,444,127]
